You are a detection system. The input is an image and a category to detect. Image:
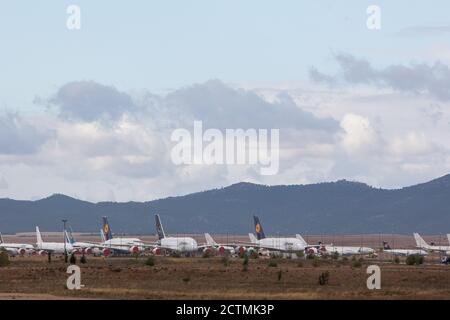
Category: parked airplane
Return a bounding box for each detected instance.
[315,241,375,256]
[203,233,236,255]
[151,214,198,255]
[246,216,307,253]
[0,232,34,256]
[299,234,375,257]
[414,233,450,254]
[65,227,110,256]
[382,241,427,256]
[35,226,74,256]
[100,217,145,255]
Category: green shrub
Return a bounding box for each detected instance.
[406,254,424,265]
[312,258,320,267]
[221,255,230,267]
[393,256,400,264]
[331,252,339,260]
[202,250,212,258]
[268,260,278,268]
[145,256,155,267]
[352,260,362,268]
[0,251,10,267]
[242,254,249,271]
[318,271,330,285]
[277,270,282,281]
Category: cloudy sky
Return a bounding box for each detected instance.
[1,1,450,201]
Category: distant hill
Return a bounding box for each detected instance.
[1,174,450,235]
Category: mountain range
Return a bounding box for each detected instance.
[1,174,450,235]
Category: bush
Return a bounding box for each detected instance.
[352,260,362,268]
[242,254,249,271]
[297,261,304,268]
[249,250,259,259]
[202,250,212,258]
[221,255,230,267]
[312,258,320,268]
[145,256,155,267]
[331,252,339,260]
[318,271,330,285]
[393,256,400,264]
[69,253,77,265]
[296,250,304,258]
[80,255,87,264]
[406,254,424,265]
[268,260,278,268]
[0,251,10,267]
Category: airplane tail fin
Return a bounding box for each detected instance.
[382,241,391,250]
[155,214,166,240]
[248,233,258,244]
[447,234,450,245]
[102,216,113,241]
[100,228,106,243]
[253,215,266,240]
[66,226,76,244]
[414,233,429,249]
[295,234,308,247]
[205,233,217,246]
[0,232,3,244]
[36,226,43,245]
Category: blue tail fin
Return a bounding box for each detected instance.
[253,215,266,240]
[102,216,113,241]
[155,214,166,240]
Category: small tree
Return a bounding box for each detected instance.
[0,250,10,267]
[145,256,155,267]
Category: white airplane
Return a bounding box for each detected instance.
[203,233,236,255]
[414,233,450,254]
[382,241,427,256]
[316,242,375,256]
[0,232,35,256]
[35,226,74,256]
[65,227,110,256]
[151,214,198,255]
[100,217,145,255]
[246,216,307,253]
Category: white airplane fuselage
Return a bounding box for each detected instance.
[0,243,34,255]
[36,242,74,254]
[384,249,428,256]
[160,237,198,252]
[255,237,306,252]
[322,245,374,256]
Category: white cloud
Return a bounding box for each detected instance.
[339,113,379,155]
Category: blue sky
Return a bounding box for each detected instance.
[2,1,450,111]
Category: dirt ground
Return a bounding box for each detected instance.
[0,254,450,300]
